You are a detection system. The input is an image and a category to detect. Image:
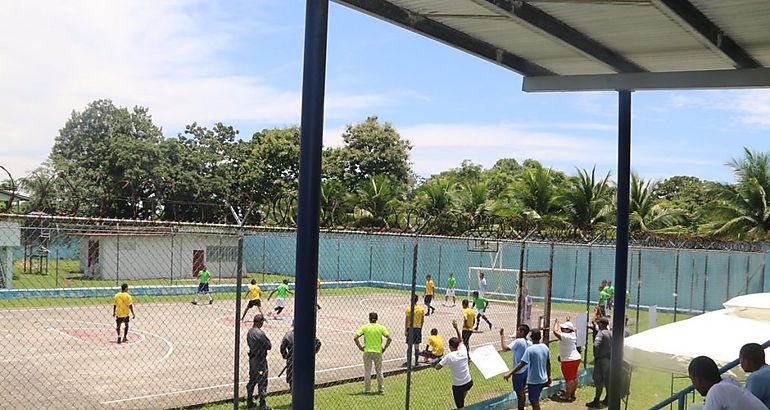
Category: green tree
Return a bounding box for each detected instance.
[320,179,352,227]
[353,175,402,228]
[564,167,613,230]
[629,173,683,233]
[708,148,770,239]
[514,165,565,228]
[325,116,413,190]
[48,99,164,218]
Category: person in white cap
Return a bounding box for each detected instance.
[552,317,581,402]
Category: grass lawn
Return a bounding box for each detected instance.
[183,344,692,410]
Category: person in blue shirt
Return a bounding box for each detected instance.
[740,343,770,408]
[499,325,531,410]
[504,329,551,410]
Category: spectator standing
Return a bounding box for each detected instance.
[504,329,550,410]
[478,272,488,298]
[740,343,770,408]
[354,312,392,394]
[246,314,271,410]
[688,355,766,410]
[552,318,581,402]
[586,317,611,408]
[435,320,473,410]
[499,325,531,410]
[279,320,321,392]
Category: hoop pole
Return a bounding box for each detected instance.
[516,240,527,326]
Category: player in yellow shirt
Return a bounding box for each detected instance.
[112,283,135,344]
[241,279,263,321]
[424,274,436,316]
[404,294,426,367]
[461,299,476,354]
[420,328,445,363]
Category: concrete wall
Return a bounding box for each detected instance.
[79,234,240,280]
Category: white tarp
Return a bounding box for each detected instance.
[624,293,770,379]
[469,344,509,379]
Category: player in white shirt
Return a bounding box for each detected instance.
[435,320,473,409]
[478,272,488,297]
[688,356,767,410]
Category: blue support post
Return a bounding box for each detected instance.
[609,90,632,410]
[292,1,329,409]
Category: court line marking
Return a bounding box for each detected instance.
[101,340,499,405]
[44,319,174,362]
[46,327,147,345]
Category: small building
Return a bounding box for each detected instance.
[0,190,29,213]
[0,220,21,289]
[75,226,241,281]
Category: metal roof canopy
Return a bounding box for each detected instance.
[334,0,770,91]
[290,2,770,410]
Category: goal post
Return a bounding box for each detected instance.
[467,266,521,301]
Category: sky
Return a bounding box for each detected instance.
[1,0,769,185]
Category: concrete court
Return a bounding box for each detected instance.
[0,291,568,409]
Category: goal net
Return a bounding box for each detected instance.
[467,266,521,302]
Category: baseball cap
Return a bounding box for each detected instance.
[560,321,575,331]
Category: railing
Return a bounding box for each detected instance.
[650,339,770,410]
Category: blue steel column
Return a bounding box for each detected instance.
[609,90,631,409]
[293,1,329,409]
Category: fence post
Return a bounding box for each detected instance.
[232,233,244,410]
[703,254,709,313]
[636,249,642,333]
[336,239,340,281]
[571,248,578,302]
[116,222,120,286]
[368,244,373,281]
[516,239,527,325]
[674,250,680,322]
[726,253,732,300]
[405,235,419,410]
[261,237,266,282]
[170,230,175,286]
[55,248,59,288]
[437,244,443,291]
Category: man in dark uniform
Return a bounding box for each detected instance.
[246,314,271,410]
[280,320,321,392]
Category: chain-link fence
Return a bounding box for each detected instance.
[0,213,767,409]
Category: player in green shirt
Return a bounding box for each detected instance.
[267,279,293,318]
[192,265,213,305]
[597,282,610,317]
[472,290,492,331]
[354,312,392,394]
[444,272,457,307]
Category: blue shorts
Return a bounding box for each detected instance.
[527,383,545,404]
[512,371,527,393]
[406,328,422,344]
[197,283,210,293]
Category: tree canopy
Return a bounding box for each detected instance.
[10,99,769,241]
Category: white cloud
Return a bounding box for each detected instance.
[397,122,617,176]
[0,1,403,179]
[734,90,770,126]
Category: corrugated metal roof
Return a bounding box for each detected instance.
[335,0,770,86]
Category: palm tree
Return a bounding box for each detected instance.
[452,181,492,221]
[353,175,401,228]
[564,167,613,230]
[708,148,770,239]
[515,165,565,228]
[320,179,352,227]
[416,177,455,217]
[629,173,682,232]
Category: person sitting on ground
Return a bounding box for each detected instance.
[420,328,444,363]
[739,343,770,408]
[688,355,766,410]
[552,317,581,403]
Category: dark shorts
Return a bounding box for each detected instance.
[406,327,422,344]
[116,316,129,325]
[452,380,473,408]
[528,382,545,403]
[593,357,611,387]
[246,299,262,309]
[197,283,210,293]
[461,329,473,346]
[424,294,433,305]
[512,371,527,393]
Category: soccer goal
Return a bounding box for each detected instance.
[467,266,521,302]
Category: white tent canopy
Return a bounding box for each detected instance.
[624,293,770,379]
